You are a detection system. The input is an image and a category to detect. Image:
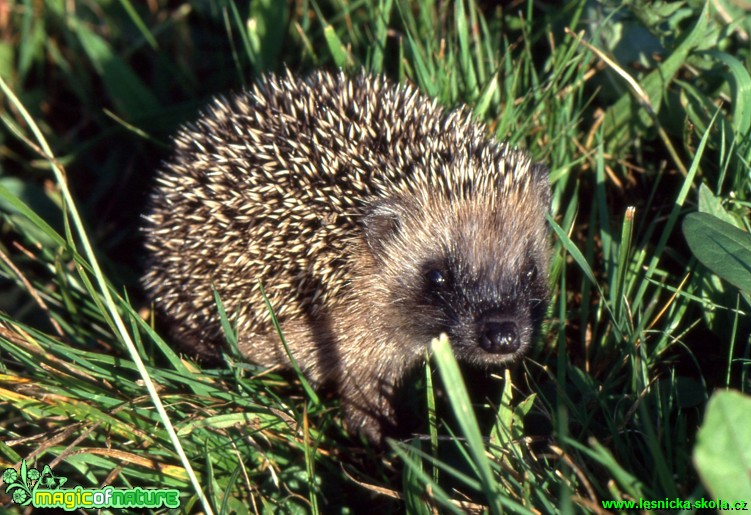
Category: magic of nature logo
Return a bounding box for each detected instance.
[2,460,180,511]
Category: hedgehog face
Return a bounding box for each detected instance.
[363,186,549,367]
[414,242,548,366]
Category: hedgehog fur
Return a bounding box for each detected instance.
[143,70,551,443]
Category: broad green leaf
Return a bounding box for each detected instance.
[370,0,394,73]
[323,24,349,68]
[248,0,288,71]
[455,0,477,101]
[683,212,751,293]
[697,183,742,228]
[0,41,18,83]
[473,72,499,119]
[708,51,751,150]
[693,390,751,503]
[602,2,712,146]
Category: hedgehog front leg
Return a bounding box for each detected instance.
[338,371,400,444]
[246,317,403,443]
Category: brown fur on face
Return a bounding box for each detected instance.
[143,71,550,443]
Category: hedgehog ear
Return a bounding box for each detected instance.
[530,163,551,209]
[362,198,406,261]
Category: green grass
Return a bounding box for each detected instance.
[1,0,750,513]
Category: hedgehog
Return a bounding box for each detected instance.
[143,70,551,443]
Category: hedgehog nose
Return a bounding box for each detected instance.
[479,321,519,354]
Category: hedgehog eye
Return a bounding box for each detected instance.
[426,269,448,288]
[525,264,538,283]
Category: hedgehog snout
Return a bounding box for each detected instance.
[478,319,520,354]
